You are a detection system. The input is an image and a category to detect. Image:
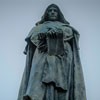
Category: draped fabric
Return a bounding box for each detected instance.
[17,21,87,100]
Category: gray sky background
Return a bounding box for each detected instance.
[0,0,100,100]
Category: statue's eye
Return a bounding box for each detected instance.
[48,9,52,12]
[53,9,57,12]
[48,8,58,13]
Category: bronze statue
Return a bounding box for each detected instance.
[18,4,87,100]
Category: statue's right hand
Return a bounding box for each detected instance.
[38,33,46,40]
[38,33,47,52]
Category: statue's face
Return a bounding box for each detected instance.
[47,6,58,21]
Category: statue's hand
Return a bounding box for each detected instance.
[38,33,46,40]
[38,33,47,53]
[55,28,63,38]
[47,29,57,38]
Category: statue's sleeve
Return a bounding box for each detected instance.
[24,26,39,47]
[62,25,73,41]
[18,42,36,100]
[29,24,48,47]
[72,28,80,50]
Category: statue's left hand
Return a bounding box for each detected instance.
[54,28,63,38]
[47,29,57,38]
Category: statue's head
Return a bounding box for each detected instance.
[46,4,59,21]
[36,4,69,25]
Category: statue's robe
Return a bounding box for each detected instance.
[17,21,87,100]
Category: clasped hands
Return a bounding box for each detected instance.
[38,28,63,40]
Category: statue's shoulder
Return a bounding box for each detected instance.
[69,26,80,35]
[62,23,79,34]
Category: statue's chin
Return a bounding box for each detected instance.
[48,17,58,21]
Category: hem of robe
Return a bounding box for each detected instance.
[42,81,68,91]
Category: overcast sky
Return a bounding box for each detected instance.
[0,0,100,100]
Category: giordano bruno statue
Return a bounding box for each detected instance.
[17,4,87,100]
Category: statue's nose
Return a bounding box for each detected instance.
[51,10,55,14]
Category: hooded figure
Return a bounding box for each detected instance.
[17,4,87,100]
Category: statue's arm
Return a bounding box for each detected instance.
[23,41,36,55]
[63,26,73,41]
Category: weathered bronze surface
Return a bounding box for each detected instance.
[18,4,87,100]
